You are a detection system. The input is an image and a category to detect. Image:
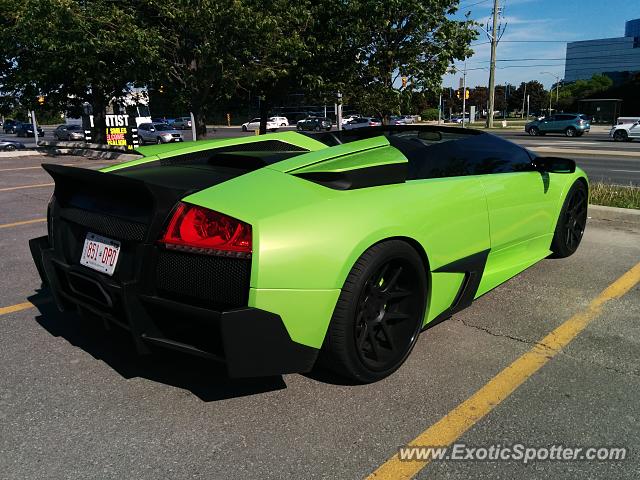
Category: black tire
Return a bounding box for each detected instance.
[4,144,16,151]
[549,181,588,258]
[241,125,247,132]
[156,137,162,144]
[565,127,577,137]
[314,125,321,132]
[613,130,628,142]
[529,126,540,136]
[321,240,427,383]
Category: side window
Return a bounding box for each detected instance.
[391,132,533,180]
[557,114,575,121]
[460,135,534,174]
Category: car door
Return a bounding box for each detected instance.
[628,122,640,139]
[138,123,151,142]
[539,115,556,133]
[386,131,491,322]
[555,114,573,132]
[463,135,560,294]
[248,118,260,130]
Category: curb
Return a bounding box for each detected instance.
[0,150,45,158]
[588,204,640,224]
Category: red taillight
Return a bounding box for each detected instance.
[159,203,252,256]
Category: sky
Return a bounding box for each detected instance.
[442,0,640,89]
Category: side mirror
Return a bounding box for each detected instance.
[533,156,576,174]
[149,128,155,132]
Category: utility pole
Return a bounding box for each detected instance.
[486,0,500,128]
[438,91,442,125]
[521,83,527,119]
[30,110,39,146]
[336,91,343,131]
[461,63,467,128]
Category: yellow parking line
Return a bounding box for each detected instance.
[0,218,46,229]
[367,261,640,480]
[0,183,54,192]
[0,301,35,316]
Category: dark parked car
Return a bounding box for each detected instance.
[296,116,332,132]
[54,124,85,141]
[16,123,44,137]
[525,113,591,137]
[3,119,21,134]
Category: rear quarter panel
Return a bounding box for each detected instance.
[182,168,491,291]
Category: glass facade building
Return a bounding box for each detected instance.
[564,19,640,84]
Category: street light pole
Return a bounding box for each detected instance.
[541,71,561,114]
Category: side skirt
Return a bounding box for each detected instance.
[424,249,490,329]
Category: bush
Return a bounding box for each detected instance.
[421,108,440,121]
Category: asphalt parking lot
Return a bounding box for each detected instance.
[1,153,639,479]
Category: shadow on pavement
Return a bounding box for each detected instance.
[28,290,287,402]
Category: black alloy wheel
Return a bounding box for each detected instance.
[613,130,628,142]
[550,181,588,258]
[529,126,540,136]
[321,240,427,383]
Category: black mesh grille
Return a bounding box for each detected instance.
[156,250,251,308]
[59,207,147,241]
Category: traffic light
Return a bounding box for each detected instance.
[401,77,407,88]
[456,90,461,99]
[465,89,470,100]
[37,96,45,105]
[158,85,165,94]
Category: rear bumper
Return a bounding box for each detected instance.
[30,235,319,377]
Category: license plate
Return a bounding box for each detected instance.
[80,233,121,276]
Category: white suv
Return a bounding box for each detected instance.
[241,118,279,132]
[610,121,640,142]
[270,116,289,127]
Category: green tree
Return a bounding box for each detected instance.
[512,81,548,116]
[139,0,257,137]
[344,0,477,121]
[557,74,613,111]
[0,0,162,141]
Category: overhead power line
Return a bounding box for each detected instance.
[459,0,491,8]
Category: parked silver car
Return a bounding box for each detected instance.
[343,117,382,130]
[137,123,184,144]
[172,117,192,130]
[54,124,85,141]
